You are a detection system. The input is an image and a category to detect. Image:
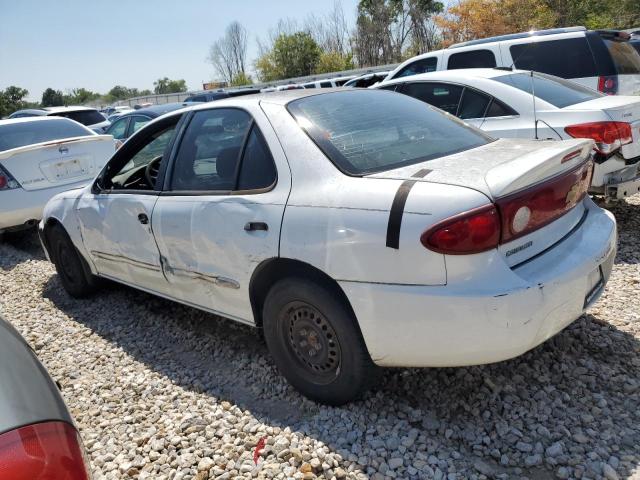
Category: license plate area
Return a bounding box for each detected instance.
[53,158,86,180]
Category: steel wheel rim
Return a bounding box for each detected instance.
[282,301,342,383]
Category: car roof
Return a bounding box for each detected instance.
[380,68,524,85]
[0,116,80,127]
[188,88,346,109]
[43,106,97,113]
[120,102,194,118]
[10,109,47,116]
[448,26,587,49]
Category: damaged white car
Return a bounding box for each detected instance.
[377,68,640,202]
[39,89,616,404]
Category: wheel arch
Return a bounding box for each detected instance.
[249,257,359,331]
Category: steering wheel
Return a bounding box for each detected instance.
[144,156,163,189]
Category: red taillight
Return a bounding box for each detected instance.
[565,121,632,155]
[598,75,618,95]
[0,175,7,189]
[421,161,593,254]
[420,205,501,254]
[0,421,90,480]
[496,161,592,243]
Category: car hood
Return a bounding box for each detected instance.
[0,316,73,435]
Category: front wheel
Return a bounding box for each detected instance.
[263,277,380,405]
[49,224,98,298]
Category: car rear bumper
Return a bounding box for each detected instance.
[0,182,88,232]
[340,198,617,367]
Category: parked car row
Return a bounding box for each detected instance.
[9,106,110,133]
[2,24,639,406]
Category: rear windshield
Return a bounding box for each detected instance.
[510,38,597,79]
[605,40,640,74]
[287,90,492,175]
[50,110,106,126]
[0,118,92,152]
[494,72,603,108]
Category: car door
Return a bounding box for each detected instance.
[76,114,182,291]
[152,106,291,324]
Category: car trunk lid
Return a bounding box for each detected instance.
[0,135,114,191]
[367,138,594,265]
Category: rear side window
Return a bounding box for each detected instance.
[395,57,438,78]
[320,81,332,88]
[604,40,640,74]
[304,83,317,89]
[51,110,105,126]
[632,42,640,55]
[287,90,491,175]
[0,118,92,152]
[400,82,463,115]
[494,72,602,108]
[237,128,277,190]
[510,38,597,79]
[448,50,496,69]
[458,89,491,119]
[106,118,129,139]
[486,98,518,117]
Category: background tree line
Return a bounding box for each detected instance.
[208,0,639,84]
[0,77,188,118]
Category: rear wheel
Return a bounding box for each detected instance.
[49,224,97,298]
[263,277,379,405]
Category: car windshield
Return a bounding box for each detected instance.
[50,109,106,126]
[287,90,492,175]
[0,118,92,152]
[605,40,640,74]
[493,72,603,108]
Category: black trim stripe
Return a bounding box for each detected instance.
[385,168,432,249]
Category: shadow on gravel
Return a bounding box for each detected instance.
[0,229,46,271]
[602,199,639,265]
[43,269,640,479]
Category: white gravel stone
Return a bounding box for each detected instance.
[1,195,640,479]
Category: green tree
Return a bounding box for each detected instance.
[41,88,64,107]
[153,77,188,94]
[107,85,132,101]
[229,72,253,86]
[64,88,101,105]
[0,86,30,117]
[256,32,322,81]
[315,51,355,74]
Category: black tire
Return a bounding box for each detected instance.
[263,277,380,405]
[49,224,97,298]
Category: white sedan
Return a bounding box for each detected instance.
[376,68,640,201]
[0,117,115,233]
[39,90,616,404]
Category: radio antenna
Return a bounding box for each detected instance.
[530,70,539,140]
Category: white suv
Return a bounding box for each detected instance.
[385,27,640,96]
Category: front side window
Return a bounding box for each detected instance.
[510,38,597,79]
[320,81,332,88]
[447,50,496,69]
[288,90,492,175]
[130,115,151,134]
[0,118,93,152]
[98,118,180,192]
[106,118,129,139]
[170,109,252,191]
[494,72,602,108]
[400,82,463,115]
[395,57,438,79]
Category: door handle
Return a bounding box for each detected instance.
[138,213,149,225]
[244,221,268,232]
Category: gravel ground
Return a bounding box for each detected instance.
[0,196,639,480]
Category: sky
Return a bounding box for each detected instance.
[0,0,360,101]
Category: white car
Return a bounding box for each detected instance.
[9,106,111,133]
[0,117,115,233]
[39,90,616,404]
[377,68,640,201]
[301,76,356,89]
[385,27,640,95]
[343,71,390,88]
